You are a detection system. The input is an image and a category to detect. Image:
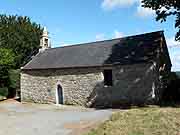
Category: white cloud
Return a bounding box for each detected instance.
[169,52,180,71]
[101,0,155,18]
[114,30,124,38]
[166,37,180,48]
[167,40,180,71]
[61,43,69,47]
[95,33,105,41]
[95,31,124,41]
[136,4,155,17]
[102,0,138,10]
[17,8,22,11]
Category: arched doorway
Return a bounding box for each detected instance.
[56,84,63,104]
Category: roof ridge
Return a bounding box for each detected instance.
[48,30,164,51]
[23,30,168,70]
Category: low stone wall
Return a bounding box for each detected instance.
[21,63,160,107]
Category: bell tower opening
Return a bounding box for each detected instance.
[39,27,51,52]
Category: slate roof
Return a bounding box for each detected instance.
[22,31,170,70]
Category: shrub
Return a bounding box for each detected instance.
[8,69,20,89]
[8,69,20,98]
[0,87,8,97]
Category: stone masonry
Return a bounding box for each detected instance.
[21,62,160,107]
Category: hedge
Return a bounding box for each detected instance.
[0,87,8,97]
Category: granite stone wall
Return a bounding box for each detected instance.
[21,63,160,107]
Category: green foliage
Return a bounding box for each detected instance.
[142,0,180,41]
[175,72,180,79]
[0,48,15,67]
[8,69,20,90]
[0,67,9,88]
[7,69,20,98]
[0,14,43,68]
[0,87,8,97]
[0,14,43,98]
[0,48,15,89]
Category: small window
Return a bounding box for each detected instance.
[44,38,48,46]
[103,70,113,86]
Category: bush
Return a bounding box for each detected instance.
[8,69,20,98]
[8,69,20,89]
[0,87,8,97]
[161,72,180,104]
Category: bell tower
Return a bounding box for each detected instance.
[39,27,51,52]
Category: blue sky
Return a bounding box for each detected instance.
[0,0,180,71]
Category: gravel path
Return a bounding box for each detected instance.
[0,100,112,135]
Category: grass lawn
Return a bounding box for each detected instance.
[86,106,180,135]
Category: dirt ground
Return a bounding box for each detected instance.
[0,100,112,135]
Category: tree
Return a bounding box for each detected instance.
[0,48,15,88]
[142,0,180,41]
[0,15,43,98]
[0,14,43,68]
[0,48,15,67]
